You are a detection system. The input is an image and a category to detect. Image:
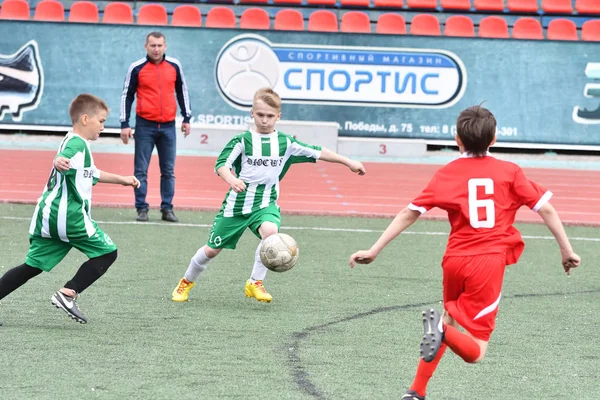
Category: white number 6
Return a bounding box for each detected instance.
[468,178,495,228]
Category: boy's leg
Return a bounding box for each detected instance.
[133,119,157,219]
[155,123,177,220]
[172,213,246,302]
[0,264,43,300]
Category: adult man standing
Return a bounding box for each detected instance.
[120,32,192,223]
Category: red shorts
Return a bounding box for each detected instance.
[442,253,506,341]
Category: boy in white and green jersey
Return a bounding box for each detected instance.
[172,88,366,303]
[0,94,139,325]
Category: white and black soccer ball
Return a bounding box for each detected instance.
[260,233,299,273]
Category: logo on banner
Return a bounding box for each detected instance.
[0,40,44,122]
[573,63,600,124]
[215,34,466,110]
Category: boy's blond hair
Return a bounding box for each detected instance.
[253,88,281,112]
[69,94,109,124]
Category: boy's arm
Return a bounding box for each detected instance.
[537,202,581,275]
[318,148,366,175]
[97,170,140,188]
[349,207,421,267]
[216,166,246,193]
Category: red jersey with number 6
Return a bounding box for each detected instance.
[408,154,551,265]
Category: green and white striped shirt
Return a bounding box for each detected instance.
[215,130,322,217]
[29,132,101,241]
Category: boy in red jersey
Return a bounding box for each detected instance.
[349,105,581,400]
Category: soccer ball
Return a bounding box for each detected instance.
[260,233,299,273]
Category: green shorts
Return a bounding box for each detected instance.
[25,227,117,272]
[207,205,281,250]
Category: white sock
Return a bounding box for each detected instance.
[184,246,212,282]
[250,241,268,282]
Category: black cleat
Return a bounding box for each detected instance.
[136,209,149,222]
[420,308,444,362]
[51,291,87,324]
[402,390,425,400]
[161,209,178,223]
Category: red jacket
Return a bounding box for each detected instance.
[120,55,191,127]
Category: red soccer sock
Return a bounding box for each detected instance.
[442,324,481,363]
[409,343,447,397]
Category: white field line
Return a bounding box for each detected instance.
[2,216,600,242]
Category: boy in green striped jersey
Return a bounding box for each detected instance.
[0,94,140,325]
[172,88,366,303]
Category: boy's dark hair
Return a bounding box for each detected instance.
[146,31,165,43]
[69,94,109,124]
[456,105,496,157]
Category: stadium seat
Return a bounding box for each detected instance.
[440,0,471,11]
[307,0,337,5]
[376,13,406,34]
[341,0,371,7]
[102,2,133,24]
[541,0,573,13]
[547,19,578,40]
[341,11,371,33]
[308,10,338,32]
[240,8,270,29]
[407,0,438,9]
[68,1,99,23]
[274,9,304,30]
[273,0,303,4]
[34,0,65,22]
[0,0,30,20]
[240,0,269,3]
[205,7,236,28]
[410,14,441,36]
[512,17,544,39]
[444,15,475,37]
[172,5,202,27]
[474,0,504,11]
[478,16,509,38]
[576,0,600,14]
[507,0,539,12]
[582,20,600,42]
[137,4,168,25]
[373,0,404,7]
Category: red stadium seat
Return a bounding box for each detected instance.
[474,0,504,11]
[547,19,578,40]
[512,17,544,39]
[373,0,404,7]
[308,10,338,32]
[475,0,504,11]
[440,0,471,11]
[444,15,475,37]
[0,0,30,20]
[240,0,269,3]
[273,0,303,4]
[376,13,406,34]
[171,5,201,27]
[576,0,600,14]
[102,2,133,24]
[341,0,371,6]
[307,0,337,5]
[541,0,573,13]
[34,0,64,22]
[479,16,509,38]
[407,0,438,9]
[240,8,270,29]
[507,0,539,12]
[274,9,304,30]
[341,11,371,33]
[137,4,168,25]
[205,7,236,28]
[582,20,600,42]
[68,1,99,23]
[410,14,441,36]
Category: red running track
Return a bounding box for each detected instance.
[1,149,598,225]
